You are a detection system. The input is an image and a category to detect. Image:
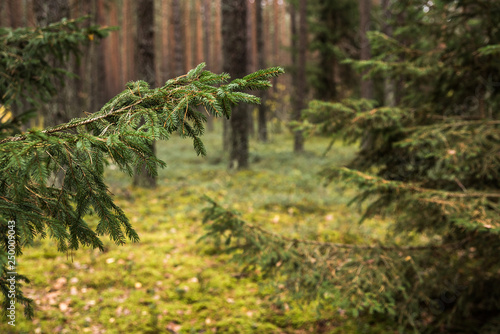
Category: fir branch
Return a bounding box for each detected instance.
[201,197,473,252]
[332,167,500,199]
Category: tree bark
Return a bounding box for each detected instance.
[246,0,254,137]
[160,0,170,82]
[359,0,376,153]
[202,0,214,132]
[256,0,268,142]
[33,0,80,126]
[195,0,203,66]
[7,0,23,28]
[359,0,373,99]
[172,0,184,77]
[292,0,307,153]
[133,0,156,188]
[382,0,395,107]
[184,0,192,71]
[213,0,222,73]
[222,0,249,169]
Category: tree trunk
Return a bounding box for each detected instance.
[195,0,203,66]
[160,0,170,82]
[314,2,337,101]
[184,0,192,71]
[121,0,136,85]
[359,0,374,153]
[256,0,268,142]
[382,0,395,107]
[272,0,279,91]
[105,1,121,97]
[203,0,211,69]
[133,0,156,188]
[172,0,184,77]
[222,0,249,169]
[33,0,79,126]
[213,0,222,73]
[7,0,23,28]
[246,0,254,137]
[203,0,214,132]
[359,0,373,99]
[292,0,307,153]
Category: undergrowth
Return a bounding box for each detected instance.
[0,122,392,333]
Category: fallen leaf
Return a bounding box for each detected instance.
[53,277,67,290]
[59,302,69,312]
[166,322,181,333]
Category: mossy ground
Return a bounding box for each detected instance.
[2,123,391,333]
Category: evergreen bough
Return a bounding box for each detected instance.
[201,1,500,332]
[0,18,284,319]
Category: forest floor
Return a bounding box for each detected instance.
[3,122,392,334]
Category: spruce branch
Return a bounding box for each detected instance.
[200,197,474,252]
[330,167,500,199]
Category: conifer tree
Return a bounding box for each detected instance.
[308,0,358,101]
[0,19,284,318]
[133,0,157,188]
[222,0,250,169]
[201,1,500,332]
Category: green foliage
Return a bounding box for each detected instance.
[201,1,500,333]
[0,16,115,137]
[0,35,283,320]
[306,1,500,332]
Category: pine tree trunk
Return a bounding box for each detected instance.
[218,0,229,151]
[7,0,23,28]
[256,0,268,142]
[359,0,373,99]
[359,0,374,153]
[184,0,192,71]
[172,0,184,77]
[203,0,211,69]
[195,0,203,66]
[382,0,395,107]
[292,0,307,153]
[222,0,249,169]
[213,0,222,73]
[133,0,156,188]
[160,0,170,82]
[203,0,214,132]
[123,0,136,85]
[105,1,121,97]
[246,0,255,138]
[33,0,78,127]
[272,0,279,91]
[314,3,337,101]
